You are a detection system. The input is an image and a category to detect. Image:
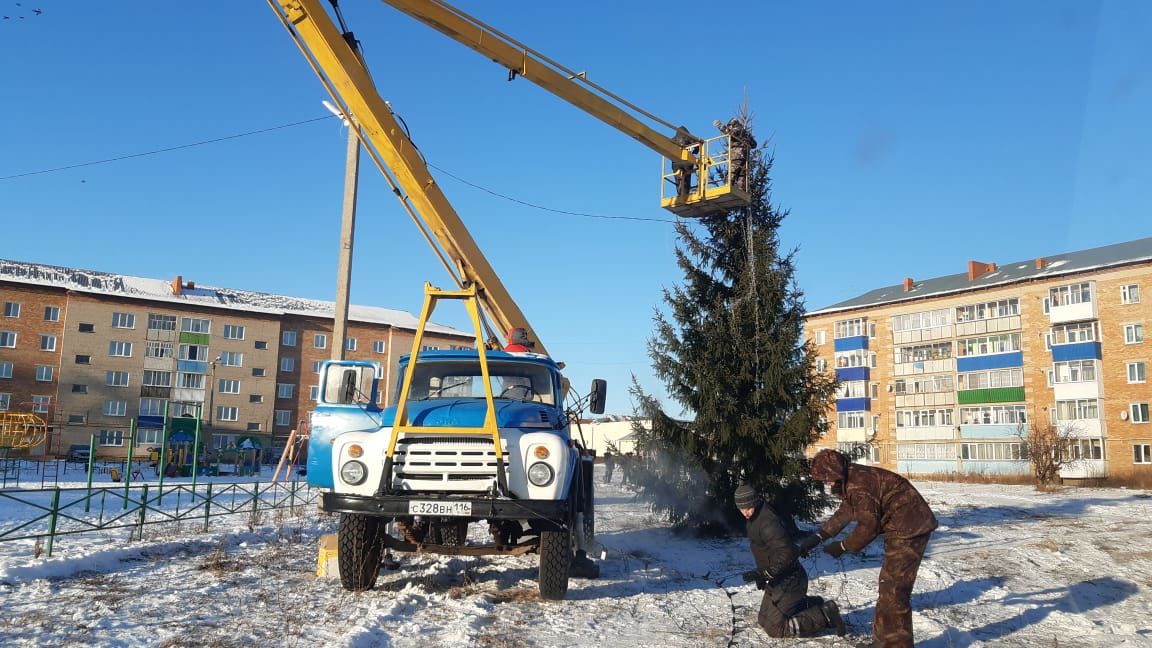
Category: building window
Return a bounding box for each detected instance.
[815,358,827,373]
[43,306,60,322]
[181,317,211,334]
[31,396,50,414]
[813,330,826,345]
[99,429,125,447]
[78,323,95,333]
[249,394,263,403]
[1052,360,1097,384]
[892,309,951,332]
[246,422,262,432]
[1067,439,1104,461]
[893,342,952,364]
[35,365,53,382]
[373,340,386,354]
[177,373,205,389]
[0,361,11,379]
[213,434,238,450]
[255,340,268,350]
[39,334,57,352]
[104,400,127,417]
[309,385,320,401]
[108,341,133,357]
[219,378,240,394]
[896,408,955,427]
[957,333,1021,357]
[1124,324,1144,344]
[314,334,327,349]
[1049,321,1099,345]
[1132,403,1150,424]
[112,312,135,329]
[346,337,357,352]
[838,381,867,398]
[868,321,877,339]
[223,324,246,340]
[1049,282,1093,307]
[870,383,880,399]
[312,361,323,374]
[220,351,244,367]
[75,354,91,365]
[0,393,10,410]
[106,371,130,387]
[179,344,208,361]
[0,331,16,348]
[955,299,1019,324]
[143,370,172,387]
[1129,362,1147,384]
[148,313,176,331]
[833,318,866,339]
[71,384,87,394]
[252,368,266,377]
[139,398,167,416]
[3,302,20,318]
[282,331,297,347]
[280,357,295,373]
[217,406,239,422]
[146,341,174,359]
[1121,284,1141,304]
[68,414,86,424]
[958,368,1023,390]
[137,428,162,445]
[1135,444,1152,464]
[959,405,1027,425]
[1054,399,1099,421]
[274,410,292,427]
[277,383,294,399]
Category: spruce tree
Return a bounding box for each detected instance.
[630,116,838,534]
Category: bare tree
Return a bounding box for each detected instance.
[1016,421,1082,490]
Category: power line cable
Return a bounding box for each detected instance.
[0,115,336,181]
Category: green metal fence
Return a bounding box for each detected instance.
[0,480,319,557]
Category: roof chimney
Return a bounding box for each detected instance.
[186,281,195,290]
[967,260,997,281]
[172,275,183,296]
[1035,257,1046,269]
[903,277,914,292]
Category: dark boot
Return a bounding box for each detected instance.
[569,549,600,578]
[822,600,846,637]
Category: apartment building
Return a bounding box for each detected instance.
[805,237,1152,487]
[0,259,472,459]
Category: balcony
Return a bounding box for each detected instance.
[894,358,953,376]
[836,398,870,412]
[892,325,953,344]
[957,386,1025,405]
[836,367,869,382]
[833,336,868,352]
[1049,300,1097,325]
[895,425,956,441]
[1052,380,1102,400]
[955,315,1021,337]
[1059,459,1107,479]
[1051,341,1102,362]
[956,352,1023,373]
[895,392,955,408]
[836,427,869,443]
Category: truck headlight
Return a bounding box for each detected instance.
[340,460,367,485]
[527,461,554,487]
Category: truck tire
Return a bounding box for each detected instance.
[338,513,384,592]
[537,530,571,600]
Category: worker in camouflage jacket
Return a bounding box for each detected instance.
[735,484,845,639]
[798,449,938,648]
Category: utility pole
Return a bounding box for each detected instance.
[331,34,363,362]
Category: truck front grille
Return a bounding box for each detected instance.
[393,436,506,490]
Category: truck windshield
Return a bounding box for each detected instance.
[403,361,555,405]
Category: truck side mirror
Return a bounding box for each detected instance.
[589,379,607,414]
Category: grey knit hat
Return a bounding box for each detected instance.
[733,483,760,508]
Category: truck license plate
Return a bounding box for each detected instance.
[408,500,473,517]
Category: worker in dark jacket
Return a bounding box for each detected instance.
[735,483,845,639]
[798,450,938,648]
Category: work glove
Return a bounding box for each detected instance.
[796,533,822,556]
[823,541,847,559]
[741,569,770,590]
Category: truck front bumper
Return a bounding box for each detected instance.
[321,491,570,525]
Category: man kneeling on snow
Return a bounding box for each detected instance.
[735,483,846,639]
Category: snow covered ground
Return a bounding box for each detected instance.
[2,469,1151,647]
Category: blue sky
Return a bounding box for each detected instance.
[2,1,1150,416]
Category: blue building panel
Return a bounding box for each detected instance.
[836,398,871,412]
[177,360,208,374]
[956,352,1024,373]
[897,460,955,475]
[137,415,165,428]
[959,424,1020,439]
[833,336,869,352]
[1051,342,1102,362]
[835,367,869,382]
[958,460,1030,476]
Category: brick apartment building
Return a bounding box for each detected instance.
[805,237,1152,487]
[0,259,472,459]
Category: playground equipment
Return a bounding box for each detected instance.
[0,412,48,450]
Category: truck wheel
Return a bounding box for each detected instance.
[537,530,571,600]
[338,513,384,592]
